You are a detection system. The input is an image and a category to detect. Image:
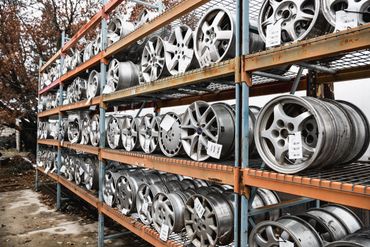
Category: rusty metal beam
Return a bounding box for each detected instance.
[103,60,235,102]
[242,168,370,210]
[244,24,370,71]
[40,51,62,73]
[38,78,61,95]
[37,139,59,146]
[38,107,60,118]
[61,142,99,155]
[101,149,235,185]
[105,0,210,57]
[59,96,101,112]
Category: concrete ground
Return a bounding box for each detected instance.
[0,189,150,247]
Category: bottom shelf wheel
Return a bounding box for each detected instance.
[249,215,323,247]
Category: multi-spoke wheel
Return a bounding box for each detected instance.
[194,8,235,67]
[89,114,100,147]
[141,36,169,83]
[87,70,100,98]
[103,170,122,207]
[138,114,161,154]
[181,101,235,161]
[83,157,98,190]
[158,112,182,157]
[80,113,90,145]
[71,48,82,69]
[116,173,146,215]
[258,0,331,44]
[83,42,94,62]
[184,192,234,247]
[67,114,81,143]
[249,215,322,247]
[106,59,140,92]
[152,192,187,234]
[322,0,370,27]
[107,116,122,149]
[65,155,75,181]
[164,25,197,75]
[74,157,85,185]
[121,116,140,151]
[93,34,102,55]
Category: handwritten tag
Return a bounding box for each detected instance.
[142,202,149,213]
[121,208,129,215]
[288,132,303,159]
[159,224,170,241]
[266,23,281,48]
[207,141,223,159]
[335,10,358,31]
[144,139,150,151]
[106,195,113,206]
[102,84,113,94]
[194,198,205,218]
[114,135,120,145]
[279,238,294,247]
[160,115,176,132]
[44,166,50,174]
[89,105,97,111]
[60,166,66,173]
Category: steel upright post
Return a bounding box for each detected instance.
[35,59,42,192]
[56,31,66,210]
[241,0,251,245]
[98,1,108,246]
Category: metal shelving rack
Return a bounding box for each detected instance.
[36,0,370,246]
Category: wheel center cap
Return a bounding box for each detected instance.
[197,127,203,135]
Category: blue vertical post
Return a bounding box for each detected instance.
[56,31,66,210]
[241,0,250,245]
[98,1,107,246]
[234,0,242,246]
[35,59,42,192]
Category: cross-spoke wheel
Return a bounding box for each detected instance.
[138,114,161,154]
[194,8,235,67]
[181,101,235,161]
[164,25,197,75]
[121,116,140,151]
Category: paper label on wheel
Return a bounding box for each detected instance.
[44,166,50,174]
[266,24,281,48]
[142,202,149,213]
[335,10,358,31]
[207,141,223,159]
[60,166,66,173]
[279,238,294,247]
[126,140,132,150]
[50,167,56,173]
[159,224,170,241]
[288,131,303,159]
[194,198,205,218]
[144,139,150,151]
[160,115,176,132]
[114,135,120,145]
[102,84,113,94]
[106,195,113,206]
[89,105,97,111]
[92,124,97,131]
[121,208,129,215]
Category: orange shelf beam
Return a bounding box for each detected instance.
[61,141,99,155]
[37,139,59,146]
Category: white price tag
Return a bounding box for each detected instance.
[160,115,176,132]
[121,208,129,215]
[335,10,358,31]
[114,135,120,145]
[207,141,223,159]
[50,167,56,173]
[44,167,50,174]
[159,224,170,241]
[279,238,294,247]
[126,140,132,150]
[142,202,149,213]
[266,23,281,48]
[106,195,113,206]
[288,131,303,159]
[92,124,97,131]
[102,85,113,94]
[194,198,205,218]
[130,88,136,95]
[60,166,66,173]
[89,105,97,111]
[79,167,84,175]
[144,139,150,151]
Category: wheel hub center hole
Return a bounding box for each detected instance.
[196,128,203,135]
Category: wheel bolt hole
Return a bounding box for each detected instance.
[306,123,314,131]
[282,10,290,19]
[278,139,285,147]
[306,135,314,144]
[272,130,279,138]
[280,129,289,138]
[277,120,284,128]
[287,123,294,131]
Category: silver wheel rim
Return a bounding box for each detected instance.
[141,36,168,83]
[89,114,100,147]
[74,158,84,185]
[138,114,160,154]
[164,25,196,75]
[84,157,97,190]
[322,0,370,26]
[194,8,235,68]
[121,116,140,151]
[107,59,140,91]
[136,183,155,225]
[249,216,322,247]
[107,116,122,149]
[93,34,101,55]
[80,114,90,145]
[87,70,100,98]
[83,42,94,62]
[254,95,324,173]
[67,115,81,143]
[159,112,182,157]
[258,0,328,43]
[103,171,117,207]
[116,174,144,214]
